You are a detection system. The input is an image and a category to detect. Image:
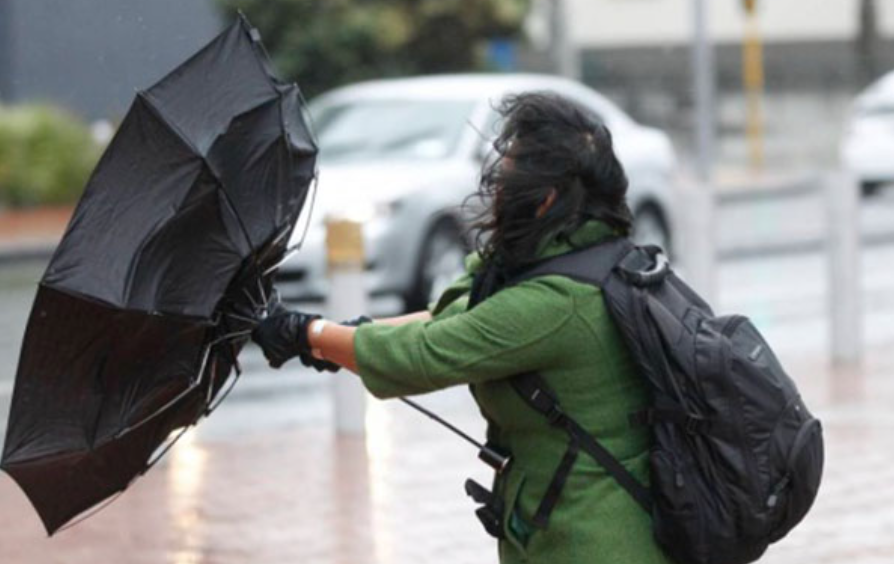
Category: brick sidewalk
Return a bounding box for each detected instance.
[1,349,893,564]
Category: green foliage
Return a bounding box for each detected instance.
[217,0,530,97]
[0,104,101,207]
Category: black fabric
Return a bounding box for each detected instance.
[1,16,317,535]
[496,240,824,564]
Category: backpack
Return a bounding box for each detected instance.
[489,237,824,564]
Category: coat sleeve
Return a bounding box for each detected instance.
[354,277,575,398]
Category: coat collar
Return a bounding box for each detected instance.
[535,219,619,261]
[465,220,619,275]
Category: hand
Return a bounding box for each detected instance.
[251,303,319,368]
[297,315,373,373]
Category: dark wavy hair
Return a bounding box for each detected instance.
[470,91,633,269]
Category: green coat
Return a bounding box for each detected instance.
[354,221,677,564]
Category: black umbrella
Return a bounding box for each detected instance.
[1,16,317,535]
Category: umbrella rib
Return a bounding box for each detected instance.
[209,166,264,280]
[137,91,204,157]
[54,489,127,536]
[109,327,250,441]
[264,172,320,276]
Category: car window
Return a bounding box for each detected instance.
[471,89,611,161]
[312,99,477,163]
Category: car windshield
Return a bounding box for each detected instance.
[312,99,476,163]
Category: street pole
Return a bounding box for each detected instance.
[326,219,368,435]
[550,0,580,80]
[682,0,717,304]
[827,171,862,365]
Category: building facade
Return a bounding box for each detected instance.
[0,0,222,121]
[531,0,894,169]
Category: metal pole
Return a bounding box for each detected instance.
[827,170,862,365]
[681,0,717,303]
[550,0,580,80]
[693,0,715,184]
[326,219,368,434]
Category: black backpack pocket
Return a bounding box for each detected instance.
[767,417,824,542]
[651,446,707,563]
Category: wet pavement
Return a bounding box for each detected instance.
[1,224,894,562]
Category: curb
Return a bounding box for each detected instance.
[0,243,56,266]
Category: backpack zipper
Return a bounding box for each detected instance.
[766,475,790,509]
[766,415,820,508]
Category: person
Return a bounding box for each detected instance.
[252,92,676,564]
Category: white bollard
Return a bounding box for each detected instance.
[325,219,368,435]
[678,179,717,306]
[827,170,862,365]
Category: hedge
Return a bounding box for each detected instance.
[0,104,102,208]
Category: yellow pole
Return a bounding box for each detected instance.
[742,6,765,170]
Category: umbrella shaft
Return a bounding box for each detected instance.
[398,397,483,449]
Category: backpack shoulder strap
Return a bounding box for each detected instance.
[507,237,635,289]
[510,372,652,521]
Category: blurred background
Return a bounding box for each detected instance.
[1,1,893,563]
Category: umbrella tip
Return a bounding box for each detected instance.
[235,11,261,43]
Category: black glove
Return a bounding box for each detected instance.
[251,303,320,368]
[299,315,373,373]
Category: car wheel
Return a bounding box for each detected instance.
[405,219,468,312]
[633,204,671,255]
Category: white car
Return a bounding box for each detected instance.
[277,74,678,310]
[842,69,894,195]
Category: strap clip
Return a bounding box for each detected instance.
[465,479,506,539]
[546,404,566,426]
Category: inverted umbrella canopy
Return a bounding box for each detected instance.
[1,16,317,534]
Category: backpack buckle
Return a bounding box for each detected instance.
[546,404,566,425]
[465,479,506,539]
